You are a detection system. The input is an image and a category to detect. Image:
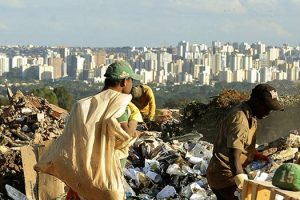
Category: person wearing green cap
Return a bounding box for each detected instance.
[65,60,144,200]
[102,60,144,168]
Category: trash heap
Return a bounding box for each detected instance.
[180,89,300,144]
[0,88,300,199]
[245,131,300,181]
[123,131,216,200]
[180,89,250,143]
[0,89,68,199]
[123,130,300,200]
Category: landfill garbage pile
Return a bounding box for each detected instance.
[123,130,300,200]
[124,131,216,200]
[244,131,300,182]
[180,89,300,143]
[1,88,300,199]
[0,89,68,199]
[0,150,23,200]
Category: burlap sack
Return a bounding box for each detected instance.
[34,89,133,200]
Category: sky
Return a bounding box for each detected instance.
[0,0,299,48]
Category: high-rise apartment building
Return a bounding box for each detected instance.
[246,68,259,83]
[239,42,251,54]
[260,67,272,83]
[267,47,280,61]
[10,55,28,69]
[232,69,245,82]
[48,57,63,79]
[94,50,106,66]
[0,54,9,76]
[229,53,244,71]
[257,42,266,55]
[287,66,299,81]
[177,40,190,58]
[218,69,232,83]
[67,55,85,79]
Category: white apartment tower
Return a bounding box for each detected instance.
[0,54,9,76]
[144,51,157,71]
[10,55,28,69]
[243,55,253,70]
[199,72,210,85]
[232,69,245,82]
[260,67,272,83]
[246,69,259,83]
[140,68,154,84]
[211,53,222,75]
[273,70,287,80]
[229,53,244,71]
[218,69,232,83]
[257,42,266,55]
[239,42,251,53]
[177,41,190,58]
[67,55,85,79]
[158,51,172,73]
[268,47,280,61]
[287,66,299,81]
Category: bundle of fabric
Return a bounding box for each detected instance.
[34,89,135,200]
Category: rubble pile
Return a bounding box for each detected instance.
[0,89,68,199]
[0,88,299,199]
[0,150,23,200]
[124,130,300,199]
[245,132,300,181]
[124,131,216,200]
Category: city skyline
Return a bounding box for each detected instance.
[0,0,299,47]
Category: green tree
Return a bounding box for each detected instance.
[31,87,58,105]
[0,96,9,106]
[54,86,73,111]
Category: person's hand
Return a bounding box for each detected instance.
[254,151,269,161]
[234,173,248,190]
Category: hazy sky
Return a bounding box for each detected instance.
[0,0,299,47]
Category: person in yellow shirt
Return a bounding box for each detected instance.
[131,84,156,125]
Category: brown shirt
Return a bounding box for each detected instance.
[207,102,257,189]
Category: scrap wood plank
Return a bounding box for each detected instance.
[21,145,38,200]
[21,140,65,200]
[37,140,65,200]
[242,179,300,200]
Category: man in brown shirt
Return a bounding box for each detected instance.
[207,84,284,200]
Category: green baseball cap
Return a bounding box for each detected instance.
[104,61,142,80]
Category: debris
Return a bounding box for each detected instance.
[0,88,68,199]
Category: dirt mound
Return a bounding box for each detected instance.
[208,89,249,108]
[181,89,249,142]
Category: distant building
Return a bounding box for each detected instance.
[218,69,232,83]
[10,55,28,69]
[48,57,63,79]
[0,54,9,76]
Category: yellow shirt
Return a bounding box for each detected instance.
[131,85,156,121]
[207,102,257,189]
